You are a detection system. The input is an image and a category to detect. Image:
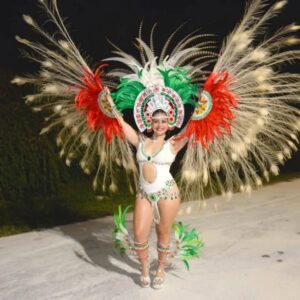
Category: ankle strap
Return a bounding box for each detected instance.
[157,243,171,253]
[134,240,149,250]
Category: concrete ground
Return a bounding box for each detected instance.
[0,179,300,300]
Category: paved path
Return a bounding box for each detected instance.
[0,179,300,300]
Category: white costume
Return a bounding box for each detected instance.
[136,138,178,223]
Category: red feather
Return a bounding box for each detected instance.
[179,71,238,148]
[74,65,124,143]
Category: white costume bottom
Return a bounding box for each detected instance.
[137,169,179,224]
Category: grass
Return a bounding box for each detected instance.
[0,171,300,238]
[0,178,135,237]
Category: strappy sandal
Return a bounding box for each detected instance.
[152,267,165,289]
[138,260,150,288]
[140,272,151,288]
[134,241,150,288]
[153,243,170,289]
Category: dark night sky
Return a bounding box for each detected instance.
[1,0,300,73]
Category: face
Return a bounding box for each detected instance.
[151,112,169,136]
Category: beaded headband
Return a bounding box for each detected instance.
[152,115,168,120]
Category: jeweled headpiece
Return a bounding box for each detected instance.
[110,63,198,132]
[134,84,184,131]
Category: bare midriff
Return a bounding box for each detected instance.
[142,162,157,183]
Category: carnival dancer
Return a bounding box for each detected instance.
[104,86,189,287]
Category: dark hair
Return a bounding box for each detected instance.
[152,109,167,117]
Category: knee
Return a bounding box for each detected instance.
[156,228,171,244]
[134,227,149,243]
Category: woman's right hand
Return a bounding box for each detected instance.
[103,86,114,107]
[102,86,139,147]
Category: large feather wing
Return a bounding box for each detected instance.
[178,0,300,201]
[12,0,138,193]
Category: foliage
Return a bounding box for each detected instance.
[0,73,134,237]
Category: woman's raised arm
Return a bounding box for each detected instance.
[169,125,189,154]
[115,115,140,147]
[105,87,139,148]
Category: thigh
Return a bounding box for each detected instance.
[156,187,180,232]
[133,196,153,238]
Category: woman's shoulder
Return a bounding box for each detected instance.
[167,135,188,155]
[138,133,148,144]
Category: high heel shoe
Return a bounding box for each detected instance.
[134,240,150,288]
[152,268,165,289]
[153,243,170,289]
[140,274,151,288]
[139,263,150,288]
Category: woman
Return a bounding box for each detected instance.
[106,87,188,288]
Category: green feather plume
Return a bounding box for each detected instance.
[172,221,205,270]
[158,67,198,106]
[113,205,133,255]
[111,66,198,112]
